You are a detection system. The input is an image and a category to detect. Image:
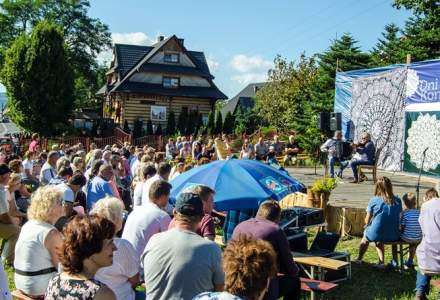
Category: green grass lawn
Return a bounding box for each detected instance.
[3,232,439,299]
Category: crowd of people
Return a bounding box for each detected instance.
[0,132,436,300]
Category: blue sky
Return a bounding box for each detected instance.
[1,0,412,97]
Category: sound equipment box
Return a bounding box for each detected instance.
[317,112,330,131]
[279,207,325,230]
[330,112,342,131]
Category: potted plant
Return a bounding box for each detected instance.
[308,177,337,208]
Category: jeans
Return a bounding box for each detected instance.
[350,159,374,180]
[416,271,431,296]
[328,157,348,178]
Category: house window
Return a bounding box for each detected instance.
[164,52,180,63]
[163,77,179,88]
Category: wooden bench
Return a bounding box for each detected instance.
[11,290,34,300]
[383,240,419,273]
[294,256,349,300]
[300,277,338,300]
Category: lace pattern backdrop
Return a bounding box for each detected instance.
[350,68,407,171]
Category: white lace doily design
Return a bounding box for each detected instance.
[351,68,406,171]
[406,114,440,171]
[406,68,419,97]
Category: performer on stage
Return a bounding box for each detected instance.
[320,131,348,178]
[349,132,376,183]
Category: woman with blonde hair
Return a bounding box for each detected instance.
[14,186,64,298]
[355,176,402,267]
[91,197,140,300]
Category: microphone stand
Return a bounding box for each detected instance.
[416,149,428,208]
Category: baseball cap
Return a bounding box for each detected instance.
[0,164,11,176]
[175,193,204,216]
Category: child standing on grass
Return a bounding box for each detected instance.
[400,193,422,269]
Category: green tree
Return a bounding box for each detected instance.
[177,109,187,135]
[132,118,143,138]
[123,120,130,133]
[1,21,74,135]
[312,33,371,114]
[222,111,234,134]
[206,111,215,136]
[155,123,163,136]
[214,110,223,134]
[146,119,153,135]
[166,111,176,135]
[392,0,440,61]
[195,113,203,136]
[370,23,404,66]
[234,107,263,135]
[0,0,111,108]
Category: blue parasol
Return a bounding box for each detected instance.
[170,159,304,211]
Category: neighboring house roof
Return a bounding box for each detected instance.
[114,82,227,99]
[221,82,266,117]
[100,35,226,99]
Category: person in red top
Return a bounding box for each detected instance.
[232,200,300,300]
[169,185,216,240]
[28,133,40,154]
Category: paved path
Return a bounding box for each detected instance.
[286,166,438,209]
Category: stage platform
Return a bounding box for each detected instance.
[286,167,437,209]
[285,166,438,236]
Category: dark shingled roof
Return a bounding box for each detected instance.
[114,82,227,99]
[221,82,266,117]
[114,44,154,77]
[139,63,213,78]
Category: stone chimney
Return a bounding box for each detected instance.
[158,35,165,42]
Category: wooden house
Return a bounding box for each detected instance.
[98,35,227,131]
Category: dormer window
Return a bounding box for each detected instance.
[164,52,179,63]
[163,77,179,88]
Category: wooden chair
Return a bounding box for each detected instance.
[356,148,381,184]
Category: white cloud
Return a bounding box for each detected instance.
[97,32,157,65]
[231,73,268,85]
[231,54,273,73]
[206,55,220,73]
[230,54,272,85]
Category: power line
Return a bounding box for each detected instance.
[274,0,390,56]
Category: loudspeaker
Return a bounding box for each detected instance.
[330,112,342,131]
[317,112,330,131]
[310,232,340,253]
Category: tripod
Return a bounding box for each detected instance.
[416,148,428,208]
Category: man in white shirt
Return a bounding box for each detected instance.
[39,151,59,185]
[141,163,172,211]
[142,192,224,300]
[122,180,172,261]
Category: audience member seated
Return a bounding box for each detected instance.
[215,137,229,160]
[284,134,301,166]
[270,135,283,156]
[0,164,20,266]
[349,132,376,183]
[320,130,348,178]
[169,185,216,241]
[165,138,178,160]
[356,177,402,267]
[415,188,440,300]
[400,193,422,269]
[255,137,268,161]
[142,192,224,299]
[7,174,27,225]
[194,235,277,300]
[91,197,141,300]
[86,163,115,211]
[232,200,300,300]
[223,208,257,243]
[141,162,171,206]
[40,151,60,186]
[45,215,116,300]
[180,142,192,160]
[14,186,64,298]
[122,180,172,261]
[132,163,156,207]
[239,139,255,160]
[169,162,184,181]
